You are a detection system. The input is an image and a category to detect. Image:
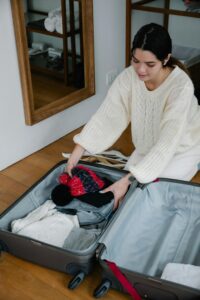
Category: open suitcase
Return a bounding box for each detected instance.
[0,160,128,289]
[0,160,200,299]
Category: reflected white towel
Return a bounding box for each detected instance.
[48,7,61,19]
[45,5,80,34]
[161,263,200,289]
[44,17,57,32]
[48,7,79,21]
[55,17,80,34]
[55,16,63,34]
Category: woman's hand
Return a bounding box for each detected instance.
[101,173,133,210]
[65,144,85,176]
[65,162,75,177]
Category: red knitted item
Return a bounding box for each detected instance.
[59,172,70,185]
[58,165,105,197]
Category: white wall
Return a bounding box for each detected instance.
[0,0,126,170]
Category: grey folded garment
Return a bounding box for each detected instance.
[63,227,101,251]
[57,198,114,226]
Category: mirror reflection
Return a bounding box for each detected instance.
[24,0,84,109]
[11,0,94,125]
[129,0,200,101]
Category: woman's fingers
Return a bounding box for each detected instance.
[65,162,74,177]
[64,144,85,176]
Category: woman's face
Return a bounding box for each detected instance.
[132,48,164,82]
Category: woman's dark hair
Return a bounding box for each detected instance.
[131,23,189,75]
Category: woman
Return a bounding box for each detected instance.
[66,23,200,209]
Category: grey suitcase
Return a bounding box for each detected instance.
[0,160,128,289]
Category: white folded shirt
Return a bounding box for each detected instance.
[161,262,200,290]
[11,200,79,247]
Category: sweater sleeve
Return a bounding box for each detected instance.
[73,68,132,154]
[128,82,194,183]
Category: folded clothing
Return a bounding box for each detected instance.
[161,263,200,290]
[11,200,79,248]
[56,198,114,226]
[11,200,56,233]
[63,227,101,251]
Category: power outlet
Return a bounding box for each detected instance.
[106,69,118,86]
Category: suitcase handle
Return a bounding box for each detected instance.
[105,260,142,300]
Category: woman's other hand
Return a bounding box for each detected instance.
[65,162,75,177]
[101,173,133,210]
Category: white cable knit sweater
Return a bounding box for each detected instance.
[74,66,200,183]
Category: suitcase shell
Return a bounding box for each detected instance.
[0,160,128,288]
[96,178,200,300]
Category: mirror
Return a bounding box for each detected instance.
[11,0,95,125]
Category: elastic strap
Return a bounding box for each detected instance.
[105,260,142,300]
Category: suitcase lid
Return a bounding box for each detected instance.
[97,178,200,281]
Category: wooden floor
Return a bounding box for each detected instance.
[0,127,200,300]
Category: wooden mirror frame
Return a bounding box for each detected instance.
[11,0,95,125]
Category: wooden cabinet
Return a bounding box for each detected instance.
[126,0,200,100]
[26,0,84,87]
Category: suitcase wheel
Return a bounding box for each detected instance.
[68,271,85,289]
[93,279,111,298]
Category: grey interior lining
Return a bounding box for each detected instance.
[101,181,200,278]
